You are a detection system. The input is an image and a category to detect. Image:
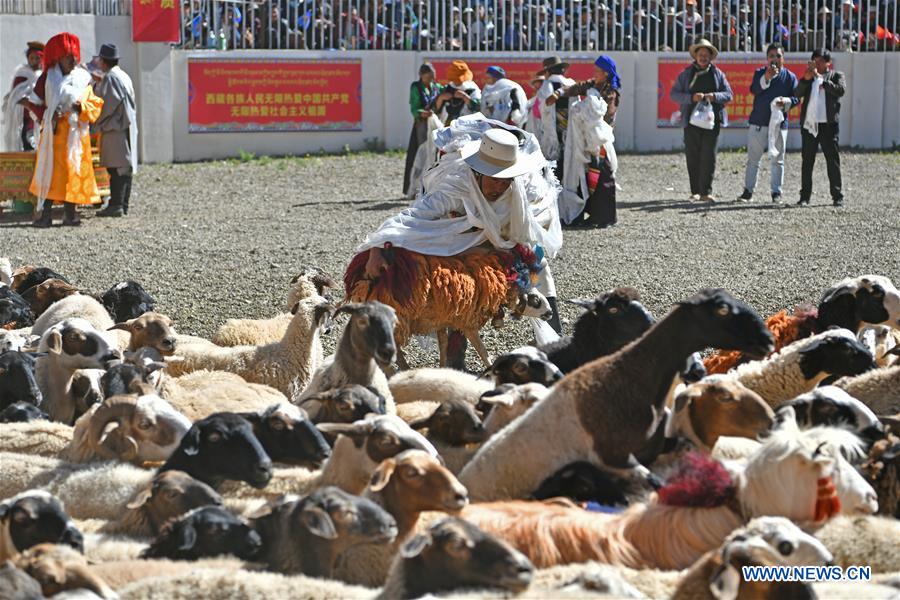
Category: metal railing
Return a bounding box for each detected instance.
[4,0,896,51]
[0,0,129,14]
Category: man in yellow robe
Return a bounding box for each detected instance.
[24,32,103,227]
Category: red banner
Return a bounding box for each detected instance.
[657,58,808,128]
[187,59,362,133]
[132,0,180,43]
[425,58,598,93]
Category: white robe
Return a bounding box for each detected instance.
[1,64,40,151]
[537,74,575,161]
[436,81,482,125]
[481,78,528,127]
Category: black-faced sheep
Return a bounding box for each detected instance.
[100,280,156,323]
[0,351,42,409]
[0,402,48,423]
[0,286,34,329]
[141,505,262,561]
[237,403,331,468]
[538,287,655,374]
[778,386,883,442]
[10,266,69,295]
[818,274,900,332]
[483,346,563,386]
[0,491,83,562]
[299,384,387,424]
[251,486,398,577]
[408,398,486,447]
[379,516,534,599]
[299,302,398,411]
[459,289,774,500]
[530,462,633,506]
[18,278,80,318]
[158,412,273,490]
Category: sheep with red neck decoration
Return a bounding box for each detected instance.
[459,289,774,501]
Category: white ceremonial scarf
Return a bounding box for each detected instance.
[31,65,91,208]
[1,65,40,151]
[803,75,823,137]
[537,74,575,161]
[437,81,481,125]
[482,78,528,126]
[767,97,786,158]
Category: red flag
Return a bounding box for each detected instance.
[132,0,180,43]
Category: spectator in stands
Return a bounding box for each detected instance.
[835,0,859,50]
[575,7,598,50]
[2,41,43,152]
[92,44,137,218]
[26,32,104,228]
[738,42,798,204]
[813,6,834,51]
[403,63,441,198]
[736,4,753,51]
[797,48,845,207]
[670,38,733,202]
[787,3,808,51]
[628,8,649,50]
[433,61,480,126]
[342,7,369,49]
[663,5,687,50]
[679,0,703,44]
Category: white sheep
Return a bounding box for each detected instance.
[835,365,900,414]
[709,328,876,408]
[158,370,289,421]
[31,295,115,338]
[388,368,494,406]
[211,267,336,347]
[162,295,331,403]
[858,325,899,367]
[814,515,900,572]
[0,420,74,456]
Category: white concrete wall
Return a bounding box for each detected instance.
[1,15,897,162]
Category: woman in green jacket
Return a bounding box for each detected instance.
[403,63,442,197]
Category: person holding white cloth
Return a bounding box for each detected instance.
[737,43,798,204]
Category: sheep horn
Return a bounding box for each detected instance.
[88,396,139,449]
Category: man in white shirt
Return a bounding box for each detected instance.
[796,48,846,207]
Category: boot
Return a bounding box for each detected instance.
[62,202,81,226]
[97,202,123,217]
[446,330,468,371]
[547,296,563,335]
[31,204,52,228]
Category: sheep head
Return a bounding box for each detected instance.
[110,312,177,356]
[507,288,552,321]
[87,393,191,463]
[318,414,439,465]
[369,450,469,515]
[39,319,119,370]
[125,470,224,535]
[299,384,387,424]
[19,279,79,317]
[675,290,773,359]
[0,491,83,558]
[333,302,398,367]
[409,399,486,446]
[141,506,261,561]
[483,346,562,386]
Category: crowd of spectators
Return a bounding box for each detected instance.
[180,0,898,52]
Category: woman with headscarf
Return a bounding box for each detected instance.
[23,32,104,227]
[2,41,43,151]
[403,63,442,197]
[480,65,528,127]
[433,60,481,126]
[549,55,621,228]
[669,38,733,202]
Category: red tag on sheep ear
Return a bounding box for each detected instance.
[813,476,841,522]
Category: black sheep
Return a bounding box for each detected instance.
[101,281,156,322]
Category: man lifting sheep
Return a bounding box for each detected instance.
[356,121,563,368]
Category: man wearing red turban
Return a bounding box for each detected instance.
[23,32,104,227]
[1,41,43,151]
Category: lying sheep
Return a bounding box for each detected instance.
[0,491,83,562]
[0,420,74,456]
[0,286,35,329]
[298,384,386,424]
[711,328,876,408]
[212,267,337,347]
[12,543,115,599]
[378,517,534,599]
[0,560,43,600]
[0,402,49,424]
[19,278,80,317]
[31,295,115,338]
[478,383,550,437]
[141,505,262,561]
[779,386,883,442]
[251,486,398,577]
[109,312,177,355]
[299,302,398,413]
[237,403,331,468]
[483,347,563,387]
[0,350,42,409]
[100,281,156,323]
[407,398,486,447]
[159,370,289,421]
[813,515,900,572]
[163,295,333,403]
[858,325,899,368]
[388,367,493,407]
[9,266,69,295]
[835,364,900,414]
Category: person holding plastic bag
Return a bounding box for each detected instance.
[670,39,733,203]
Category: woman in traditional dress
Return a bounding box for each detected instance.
[433,60,481,126]
[402,63,442,198]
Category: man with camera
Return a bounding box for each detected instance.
[738,43,798,204]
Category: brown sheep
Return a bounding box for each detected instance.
[19,279,80,317]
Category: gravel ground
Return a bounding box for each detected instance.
[2,149,898,370]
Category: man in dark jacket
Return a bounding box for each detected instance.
[796,48,845,207]
[670,38,733,202]
[739,43,798,203]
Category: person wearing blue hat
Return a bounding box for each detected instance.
[481,66,528,127]
[546,55,621,228]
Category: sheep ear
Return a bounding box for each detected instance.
[408,415,432,431]
[885,345,900,358]
[290,302,300,315]
[708,563,741,600]
[126,487,154,510]
[315,422,372,447]
[368,458,397,492]
[67,564,112,598]
[400,533,431,558]
[479,393,515,407]
[0,502,9,519]
[313,304,334,329]
[180,427,201,456]
[45,330,63,354]
[333,303,363,319]
[565,298,596,311]
[177,523,198,551]
[672,389,693,414]
[301,505,338,540]
[108,320,134,332]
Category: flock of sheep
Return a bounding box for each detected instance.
[1,253,900,599]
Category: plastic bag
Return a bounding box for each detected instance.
[689,100,716,130]
[530,317,560,346]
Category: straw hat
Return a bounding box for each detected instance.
[460,129,544,179]
[689,38,719,59]
[447,60,474,85]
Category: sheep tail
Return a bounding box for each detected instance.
[657,453,736,508]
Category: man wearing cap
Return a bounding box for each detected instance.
[481,66,527,127]
[92,43,138,218]
[433,60,481,126]
[537,56,575,180]
[24,32,104,228]
[358,125,564,339]
[738,43,798,204]
[797,48,845,207]
[670,38,733,202]
[2,41,44,151]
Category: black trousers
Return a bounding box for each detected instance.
[402,119,428,197]
[582,157,617,227]
[108,167,133,214]
[800,123,842,203]
[683,124,720,196]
